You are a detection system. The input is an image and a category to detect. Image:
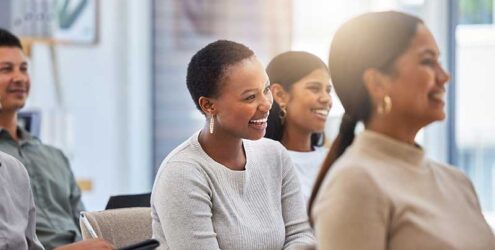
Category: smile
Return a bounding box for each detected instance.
[429,91,445,103]
[311,108,329,119]
[249,117,268,124]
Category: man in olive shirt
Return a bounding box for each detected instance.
[0,29,113,250]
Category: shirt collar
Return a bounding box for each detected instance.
[0,126,38,145]
[354,130,426,166]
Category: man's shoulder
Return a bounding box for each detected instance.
[0,151,30,182]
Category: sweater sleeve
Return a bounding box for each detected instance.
[153,162,220,250]
[312,166,388,250]
[280,149,316,249]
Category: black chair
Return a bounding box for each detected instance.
[105,192,151,210]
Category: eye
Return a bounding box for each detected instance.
[421,58,437,66]
[263,86,271,94]
[0,66,12,73]
[326,85,332,94]
[245,95,256,101]
[307,85,320,93]
[20,66,28,73]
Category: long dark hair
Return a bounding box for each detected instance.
[307,11,423,217]
[265,51,329,147]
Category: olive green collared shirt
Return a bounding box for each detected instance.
[0,127,84,250]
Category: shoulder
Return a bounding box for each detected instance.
[154,138,209,186]
[0,151,30,187]
[430,160,475,189]
[322,151,382,195]
[245,138,291,168]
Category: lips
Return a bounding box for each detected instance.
[249,117,268,124]
[248,115,269,130]
[7,88,27,94]
[428,91,445,103]
[311,108,329,120]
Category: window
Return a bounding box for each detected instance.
[455,0,495,219]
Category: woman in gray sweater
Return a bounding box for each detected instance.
[308,11,495,249]
[151,40,315,250]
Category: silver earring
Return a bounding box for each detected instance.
[209,115,214,134]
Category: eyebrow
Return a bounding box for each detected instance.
[240,79,270,95]
[419,48,439,57]
[0,61,28,65]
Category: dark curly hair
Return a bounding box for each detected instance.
[0,28,23,49]
[265,51,329,147]
[186,40,254,113]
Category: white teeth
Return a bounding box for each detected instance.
[312,109,329,116]
[250,118,267,123]
[430,92,444,101]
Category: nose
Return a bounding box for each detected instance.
[319,90,332,105]
[436,65,450,85]
[258,91,273,113]
[12,70,29,84]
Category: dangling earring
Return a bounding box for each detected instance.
[383,95,392,114]
[377,95,392,114]
[209,115,215,134]
[279,105,287,125]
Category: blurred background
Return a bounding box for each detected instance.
[0,0,493,226]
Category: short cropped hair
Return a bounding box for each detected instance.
[186,40,254,113]
[0,28,23,49]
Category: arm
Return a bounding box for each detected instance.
[22,167,45,250]
[280,151,315,249]
[60,152,85,228]
[312,167,388,250]
[153,162,220,250]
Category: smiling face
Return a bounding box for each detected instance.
[380,24,450,128]
[0,47,30,113]
[211,56,273,140]
[283,68,332,134]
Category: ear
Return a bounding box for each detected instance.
[198,96,216,116]
[362,68,390,102]
[270,83,289,106]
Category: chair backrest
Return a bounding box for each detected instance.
[105,192,151,209]
[80,207,152,248]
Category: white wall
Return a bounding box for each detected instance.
[26,0,152,210]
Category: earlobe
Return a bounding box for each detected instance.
[270,83,289,105]
[198,96,216,115]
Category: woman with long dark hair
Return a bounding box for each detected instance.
[309,11,495,249]
[265,51,332,202]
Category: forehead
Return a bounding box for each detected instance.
[218,57,268,94]
[404,24,439,56]
[0,47,27,63]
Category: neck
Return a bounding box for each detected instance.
[0,110,18,142]
[366,114,420,145]
[198,124,246,171]
[280,123,313,152]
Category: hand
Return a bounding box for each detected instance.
[54,239,116,250]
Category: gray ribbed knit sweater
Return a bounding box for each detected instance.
[151,131,315,250]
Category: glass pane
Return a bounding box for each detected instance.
[455,0,495,219]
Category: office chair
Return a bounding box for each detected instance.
[80,207,152,248]
[105,192,151,209]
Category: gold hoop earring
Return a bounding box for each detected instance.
[377,95,392,114]
[279,105,287,125]
[384,95,392,114]
[209,115,215,134]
